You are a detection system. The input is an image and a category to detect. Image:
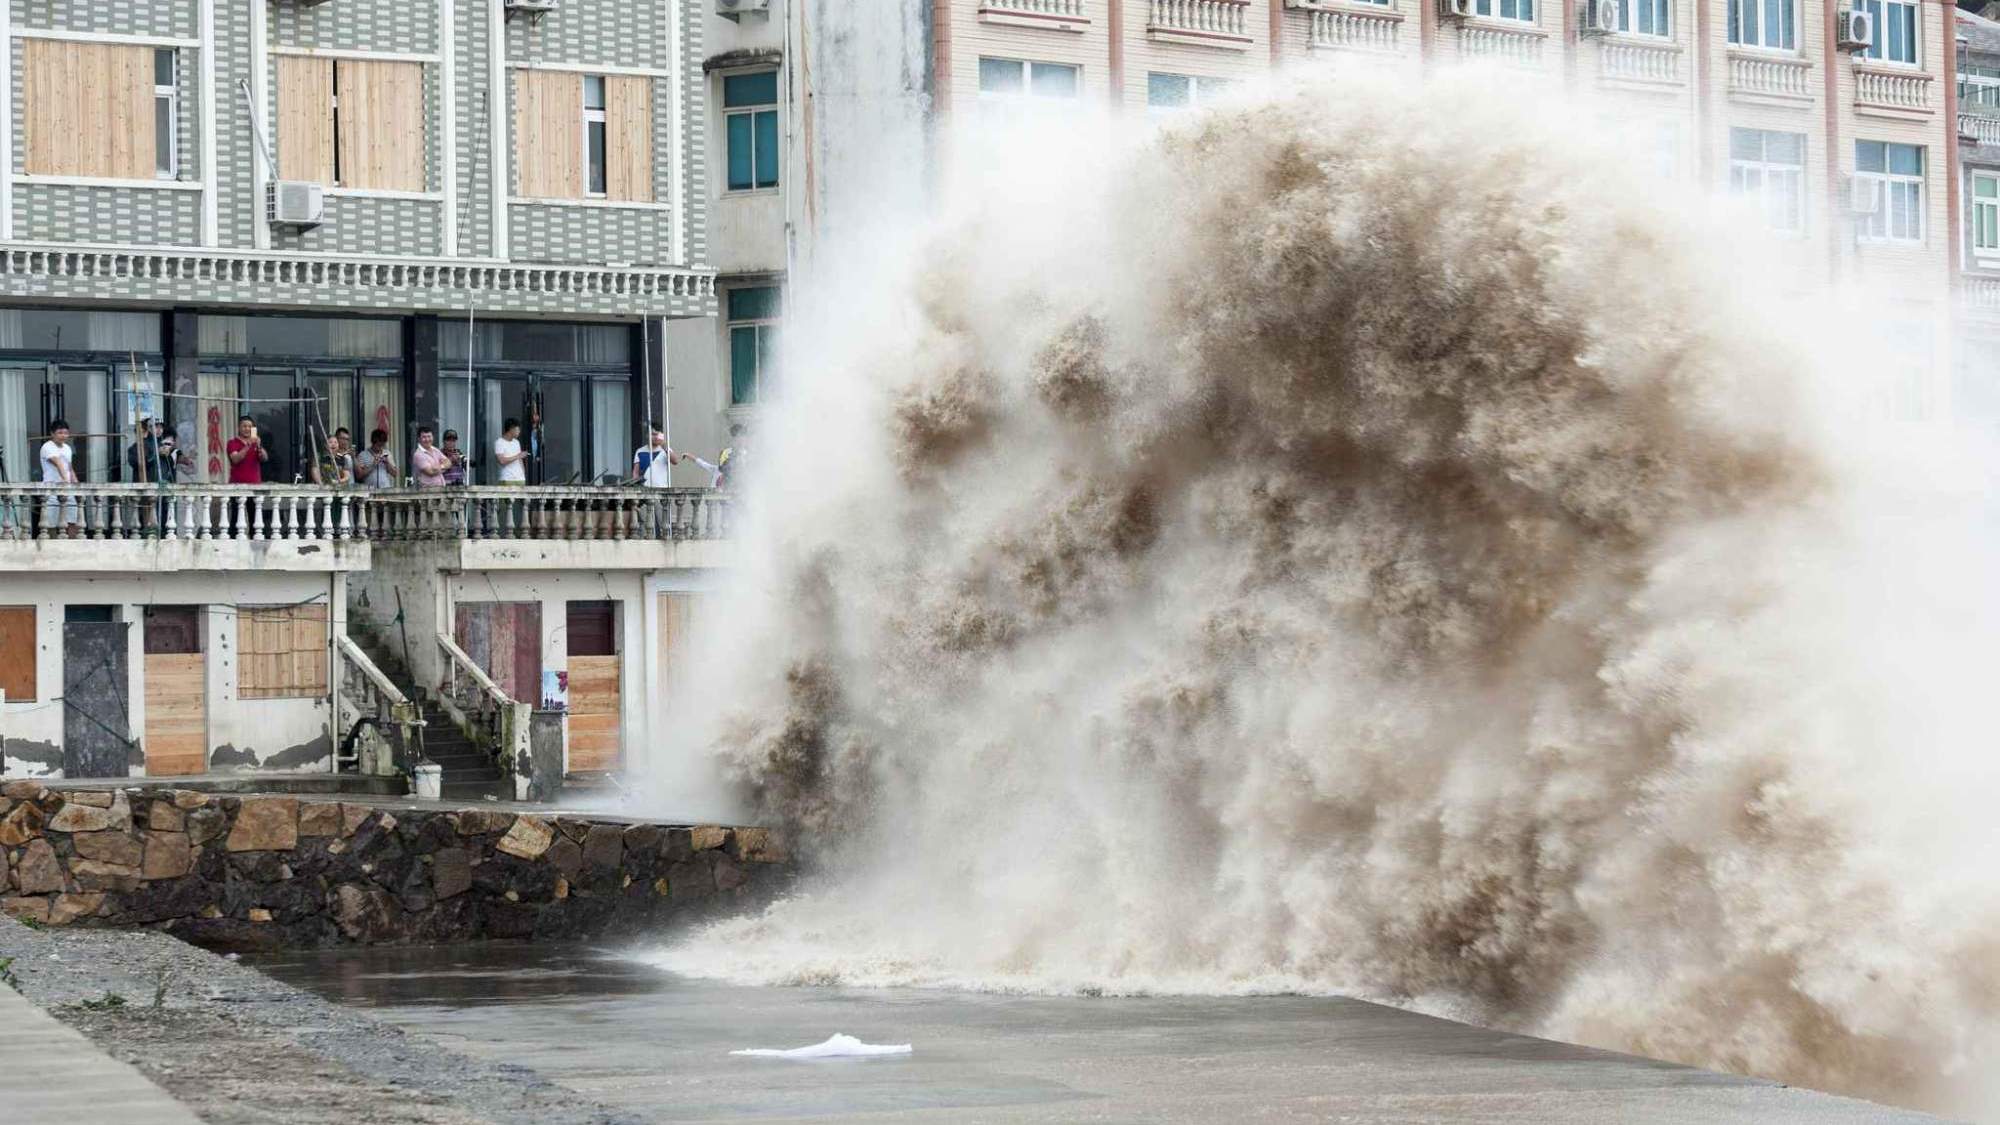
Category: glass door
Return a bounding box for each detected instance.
[54,366,112,482]
[535,376,583,486]
[246,368,298,484]
[480,375,531,483]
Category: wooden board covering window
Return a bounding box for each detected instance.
[566,655,621,772]
[277,56,335,183]
[605,76,653,203]
[656,592,697,697]
[515,68,582,199]
[23,40,154,179]
[144,653,206,776]
[238,604,329,700]
[454,602,542,705]
[335,59,424,191]
[0,606,36,702]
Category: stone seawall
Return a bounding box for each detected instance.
[0,783,792,948]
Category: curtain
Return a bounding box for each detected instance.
[361,374,402,462]
[0,370,28,485]
[591,380,628,481]
[441,376,472,451]
[326,319,400,358]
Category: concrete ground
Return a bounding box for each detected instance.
[254,942,1957,1125]
[0,972,202,1125]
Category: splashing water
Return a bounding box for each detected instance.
[636,71,2000,1116]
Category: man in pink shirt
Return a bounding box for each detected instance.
[226,416,267,484]
[411,425,448,488]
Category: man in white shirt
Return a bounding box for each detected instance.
[631,426,681,488]
[494,418,527,485]
[40,418,80,535]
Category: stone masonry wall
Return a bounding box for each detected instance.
[0,784,791,948]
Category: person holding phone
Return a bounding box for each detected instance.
[226,415,267,484]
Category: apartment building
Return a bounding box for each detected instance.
[1955,5,2000,423]
[0,0,732,795]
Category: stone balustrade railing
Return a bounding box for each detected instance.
[1727,53,1813,100]
[335,635,424,777]
[1854,68,1933,113]
[1963,275,2000,310]
[0,484,365,543]
[1960,112,2000,147]
[1461,24,1544,67]
[1149,0,1252,44]
[980,0,1089,22]
[1307,7,1400,53]
[364,486,731,542]
[1599,39,1679,85]
[436,632,529,797]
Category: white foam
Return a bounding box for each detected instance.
[730,1034,913,1060]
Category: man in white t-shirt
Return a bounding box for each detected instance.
[631,426,681,488]
[39,418,80,535]
[494,418,527,485]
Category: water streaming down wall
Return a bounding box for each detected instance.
[635,68,2000,1116]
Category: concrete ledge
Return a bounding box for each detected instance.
[0,539,370,573]
[0,979,203,1125]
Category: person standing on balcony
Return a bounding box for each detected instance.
[311,428,353,488]
[494,419,528,486]
[355,428,397,489]
[39,419,79,536]
[127,418,169,483]
[412,426,448,488]
[632,424,681,488]
[226,415,267,485]
[441,430,468,486]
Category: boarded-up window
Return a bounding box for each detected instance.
[238,604,329,700]
[565,601,617,657]
[0,606,36,702]
[605,76,653,203]
[278,56,424,191]
[515,68,582,198]
[23,40,155,178]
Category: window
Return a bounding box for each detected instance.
[977,57,1080,101]
[1726,0,1795,50]
[276,57,424,191]
[1473,0,1534,22]
[1963,64,2000,110]
[517,70,654,201]
[1856,141,1924,242]
[1859,0,1917,64]
[584,76,608,196]
[237,604,329,700]
[1974,172,2000,260]
[1147,73,1233,113]
[1729,128,1805,233]
[724,71,780,192]
[23,41,161,179]
[0,606,35,702]
[1620,0,1668,36]
[727,286,780,407]
[154,49,177,179]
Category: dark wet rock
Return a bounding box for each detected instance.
[430,848,472,900]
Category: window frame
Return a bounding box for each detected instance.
[154,48,178,180]
[976,57,1082,102]
[1973,170,2000,261]
[1858,0,1919,66]
[1146,72,1233,114]
[1472,0,1536,24]
[1728,127,1807,236]
[1618,0,1669,37]
[725,285,781,408]
[583,75,608,198]
[1725,0,1797,51]
[721,69,780,194]
[1854,140,1926,244]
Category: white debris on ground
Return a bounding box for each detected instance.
[730,1033,913,1059]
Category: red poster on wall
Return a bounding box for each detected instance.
[205,406,223,480]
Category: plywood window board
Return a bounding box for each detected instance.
[23,40,155,178]
[605,76,653,203]
[238,603,329,700]
[279,56,424,190]
[566,654,621,772]
[277,55,335,183]
[0,606,37,702]
[515,68,583,198]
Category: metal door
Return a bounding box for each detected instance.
[62,619,133,779]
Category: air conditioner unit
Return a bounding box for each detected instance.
[1837,7,1874,51]
[504,0,560,18]
[1438,0,1474,20]
[1581,0,1619,35]
[1848,176,1881,215]
[718,0,772,17]
[267,180,325,229]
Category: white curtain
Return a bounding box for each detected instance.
[0,369,28,484]
[591,380,628,481]
[441,376,472,452]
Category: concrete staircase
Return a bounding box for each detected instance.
[348,630,512,803]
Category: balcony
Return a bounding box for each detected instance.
[1303,6,1402,54]
[1148,0,1253,49]
[364,486,734,570]
[1597,38,1680,86]
[1726,52,1813,104]
[977,0,1090,32]
[0,484,370,571]
[1853,66,1933,119]
[1459,23,1545,68]
[1964,275,2000,311]
[1960,111,2000,148]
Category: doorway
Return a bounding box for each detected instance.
[62,615,132,778]
[565,600,620,773]
[143,606,206,777]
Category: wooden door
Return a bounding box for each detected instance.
[143,607,205,776]
[453,601,541,705]
[565,601,619,772]
[656,592,699,696]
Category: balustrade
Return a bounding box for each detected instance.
[1598,39,1678,85]
[364,486,731,543]
[1854,68,1933,113]
[436,632,529,793]
[1461,24,1543,67]
[981,0,1089,19]
[1307,8,1400,53]
[1962,112,2000,148]
[1149,0,1251,41]
[0,484,363,543]
[336,636,424,776]
[1726,53,1813,100]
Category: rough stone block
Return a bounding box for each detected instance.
[226,798,299,852]
[65,791,115,809]
[298,802,343,837]
[713,857,748,893]
[170,790,210,810]
[339,803,372,837]
[0,800,47,846]
[72,831,144,867]
[666,860,714,902]
[733,827,788,863]
[142,831,195,879]
[186,806,227,846]
[46,802,116,833]
[15,839,62,895]
[333,882,403,942]
[2,780,47,800]
[430,847,472,900]
[545,836,583,879]
[496,816,555,860]
[248,908,273,923]
[456,809,513,836]
[690,825,729,852]
[70,858,142,893]
[111,875,213,925]
[230,851,292,883]
[147,801,185,832]
[582,825,624,870]
[48,893,104,925]
[1,895,50,923]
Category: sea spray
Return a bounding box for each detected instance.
[636,70,2000,1115]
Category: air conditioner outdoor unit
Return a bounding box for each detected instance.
[1581,0,1619,35]
[1837,7,1874,51]
[1437,0,1474,19]
[504,0,560,18]
[268,180,325,229]
[1848,176,1882,215]
[718,0,772,17]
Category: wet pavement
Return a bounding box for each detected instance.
[247,942,1950,1124]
